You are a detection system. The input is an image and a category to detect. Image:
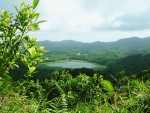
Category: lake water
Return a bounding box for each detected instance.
[47,60,101,69]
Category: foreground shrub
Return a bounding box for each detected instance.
[0,1,46,78]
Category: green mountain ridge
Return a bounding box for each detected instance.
[38,36,150,51]
[37,37,150,57]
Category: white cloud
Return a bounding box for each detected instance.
[38,0,150,32]
[65,12,103,32]
[112,21,127,27]
[38,0,80,32]
[108,12,126,23]
[38,0,103,33]
[1,0,150,42]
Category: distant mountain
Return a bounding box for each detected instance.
[114,37,150,46]
[38,40,86,51]
[37,37,150,54]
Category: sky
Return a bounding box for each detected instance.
[0,0,150,42]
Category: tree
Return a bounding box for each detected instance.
[0,1,46,78]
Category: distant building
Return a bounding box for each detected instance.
[77,53,81,56]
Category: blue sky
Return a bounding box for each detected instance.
[1,0,150,42]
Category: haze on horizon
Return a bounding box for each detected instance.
[1,0,150,42]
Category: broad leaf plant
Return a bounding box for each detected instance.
[0,0,46,78]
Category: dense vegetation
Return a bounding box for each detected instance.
[107,53,150,75]
[0,1,150,113]
[1,70,150,112]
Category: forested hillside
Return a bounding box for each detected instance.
[38,37,150,54]
[107,53,150,75]
[39,37,150,66]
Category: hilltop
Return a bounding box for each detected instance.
[38,37,150,55]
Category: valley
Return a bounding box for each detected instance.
[37,37,150,76]
[1,1,150,112]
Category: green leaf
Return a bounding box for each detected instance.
[29,66,35,73]
[20,2,25,6]
[22,57,28,63]
[28,47,36,56]
[33,13,40,20]
[100,80,114,95]
[13,64,19,68]
[33,0,39,9]
[37,20,47,24]
[30,23,39,32]
[2,21,8,26]
[13,5,19,12]
[24,43,28,49]
[2,10,7,17]
[24,35,30,41]
[30,25,36,32]
[0,32,4,36]
[6,37,10,41]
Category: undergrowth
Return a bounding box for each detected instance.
[0,72,150,113]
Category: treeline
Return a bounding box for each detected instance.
[44,50,120,66]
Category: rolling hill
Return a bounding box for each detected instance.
[38,37,150,55]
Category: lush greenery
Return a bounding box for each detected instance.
[1,70,150,112]
[107,53,150,75]
[0,1,150,113]
[39,37,150,65]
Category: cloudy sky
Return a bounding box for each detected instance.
[1,0,150,42]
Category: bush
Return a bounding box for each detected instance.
[0,1,46,78]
